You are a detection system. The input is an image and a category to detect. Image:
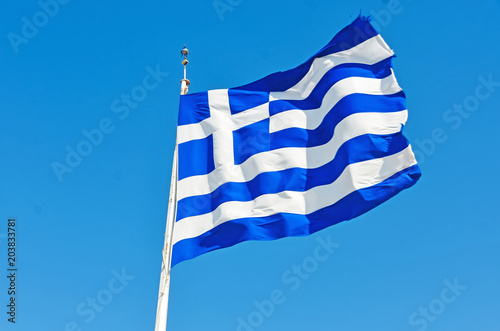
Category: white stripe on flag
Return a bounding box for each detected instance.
[269,35,393,101]
[270,73,401,133]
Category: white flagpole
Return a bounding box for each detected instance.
[154,45,190,331]
[154,145,177,331]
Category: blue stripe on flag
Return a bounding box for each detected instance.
[270,92,405,149]
[268,58,394,116]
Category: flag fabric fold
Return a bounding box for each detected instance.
[171,15,421,267]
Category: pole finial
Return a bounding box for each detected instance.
[180,44,190,95]
[181,45,189,65]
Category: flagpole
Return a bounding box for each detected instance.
[154,45,190,331]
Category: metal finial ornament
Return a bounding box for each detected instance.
[181,45,189,65]
[180,44,190,95]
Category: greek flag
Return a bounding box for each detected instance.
[171,16,421,267]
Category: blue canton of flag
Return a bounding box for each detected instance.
[171,16,421,267]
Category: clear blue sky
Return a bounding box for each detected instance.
[1,0,500,330]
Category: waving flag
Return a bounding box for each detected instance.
[171,16,421,267]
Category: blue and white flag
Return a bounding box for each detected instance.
[171,16,421,267]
